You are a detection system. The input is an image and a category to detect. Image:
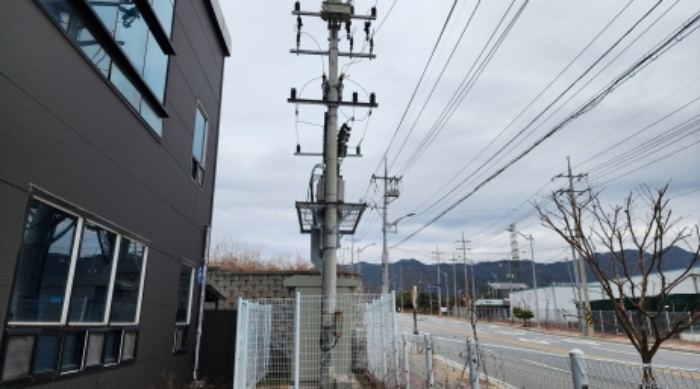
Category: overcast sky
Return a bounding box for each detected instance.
[212,0,700,267]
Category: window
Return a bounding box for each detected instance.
[149,0,176,37]
[38,0,169,136]
[191,106,208,187]
[175,266,193,324]
[9,199,80,324]
[68,222,118,324]
[110,239,147,324]
[2,198,148,383]
[173,266,193,353]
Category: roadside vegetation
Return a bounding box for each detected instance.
[209,238,314,272]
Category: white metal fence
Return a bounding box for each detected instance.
[233,293,398,388]
[400,333,700,389]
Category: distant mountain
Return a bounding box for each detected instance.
[358,246,698,297]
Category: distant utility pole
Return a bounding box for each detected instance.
[554,157,594,337]
[373,158,405,294]
[456,232,474,302]
[451,252,458,317]
[432,247,444,317]
[289,2,377,386]
[516,230,540,329]
[507,223,523,283]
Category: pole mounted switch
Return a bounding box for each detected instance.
[321,1,352,22]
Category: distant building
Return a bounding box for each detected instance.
[0,0,230,387]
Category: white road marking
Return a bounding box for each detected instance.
[496,330,526,336]
[591,346,639,356]
[562,338,600,346]
[518,337,551,345]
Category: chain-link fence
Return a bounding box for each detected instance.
[583,356,700,389]
[233,293,398,388]
[475,308,700,342]
[397,333,700,389]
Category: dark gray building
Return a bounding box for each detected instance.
[0,0,230,387]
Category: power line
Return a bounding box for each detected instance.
[371,0,460,176]
[392,11,700,247]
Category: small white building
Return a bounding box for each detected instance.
[509,268,700,325]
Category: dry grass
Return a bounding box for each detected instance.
[209,238,315,272]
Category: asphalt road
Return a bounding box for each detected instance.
[397,313,700,370]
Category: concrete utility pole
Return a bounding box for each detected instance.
[554,157,593,336]
[432,247,444,317]
[456,232,474,302]
[289,2,377,386]
[442,271,450,317]
[373,158,405,294]
[451,253,458,317]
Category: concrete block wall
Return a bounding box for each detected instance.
[206,267,362,309]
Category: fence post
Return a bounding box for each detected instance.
[570,349,589,389]
[613,312,619,334]
[690,312,696,339]
[233,298,248,388]
[294,293,301,389]
[598,311,604,333]
[467,337,480,389]
[403,332,410,389]
[424,334,434,388]
[392,292,400,387]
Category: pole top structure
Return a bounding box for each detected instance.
[321,1,352,22]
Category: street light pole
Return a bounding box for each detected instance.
[380,211,414,294]
[517,231,540,329]
[356,242,375,274]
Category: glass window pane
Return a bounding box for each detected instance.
[73,23,112,77]
[39,0,72,30]
[175,267,192,323]
[1,335,35,380]
[84,332,105,367]
[192,109,206,163]
[60,332,85,372]
[110,239,145,323]
[88,2,118,33]
[68,222,117,323]
[150,0,174,37]
[122,332,137,361]
[10,199,78,323]
[110,64,141,109]
[143,31,168,102]
[33,335,60,374]
[140,99,163,136]
[103,331,122,364]
[115,4,148,73]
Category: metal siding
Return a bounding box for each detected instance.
[0,0,227,386]
[137,303,178,362]
[141,252,182,307]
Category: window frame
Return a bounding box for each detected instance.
[8,197,84,327]
[175,266,195,326]
[2,195,150,383]
[109,245,149,326]
[66,220,122,326]
[191,103,209,187]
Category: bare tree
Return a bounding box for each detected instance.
[536,184,700,375]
